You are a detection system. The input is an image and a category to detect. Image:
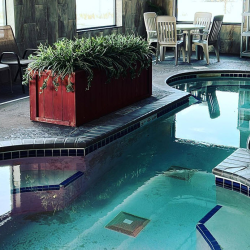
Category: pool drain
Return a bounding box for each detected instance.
[105,211,150,237]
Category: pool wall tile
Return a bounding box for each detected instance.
[224,179,232,190]
[20,150,28,158]
[45,149,53,157]
[37,150,45,157]
[241,185,248,195]
[29,150,36,157]
[4,152,11,160]
[69,149,77,156]
[215,177,223,187]
[77,149,84,156]
[53,149,61,157]
[12,151,19,159]
[233,182,240,192]
[61,149,68,156]
[215,176,250,197]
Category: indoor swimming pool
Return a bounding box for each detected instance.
[1,79,250,249]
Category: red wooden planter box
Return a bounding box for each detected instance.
[29,63,152,127]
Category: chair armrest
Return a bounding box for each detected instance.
[191,30,209,42]
[177,32,186,37]
[22,49,38,59]
[193,32,208,36]
[0,52,21,65]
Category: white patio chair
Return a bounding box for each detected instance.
[156,16,186,65]
[143,12,157,45]
[191,12,212,59]
[192,15,224,64]
[193,12,212,37]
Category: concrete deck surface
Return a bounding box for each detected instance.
[0,52,249,146]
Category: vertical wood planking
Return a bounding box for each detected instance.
[53,76,63,121]
[37,74,45,118]
[68,74,76,126]
[58,3,68,38]
[23,0,35,23]
[29,74,38,120]
[35,4,48,41]
[47,0,58,45]
[43,75,54,119]
[148,63,153,96]
[61,76,75,126]
[30,61,152,127]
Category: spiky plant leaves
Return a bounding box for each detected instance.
[23,34,154,92]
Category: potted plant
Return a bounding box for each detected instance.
[25,34,153,127]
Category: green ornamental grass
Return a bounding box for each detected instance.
[24,34,154,92]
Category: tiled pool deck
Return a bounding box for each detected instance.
[0,53,250,159]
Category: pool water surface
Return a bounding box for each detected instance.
[1,80,250,249]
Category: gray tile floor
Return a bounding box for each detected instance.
[0,51,250,151]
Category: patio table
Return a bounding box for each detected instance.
[176,24,206,63]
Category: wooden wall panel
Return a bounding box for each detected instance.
[23,23,37,49]
[13,0,242,55]
[23,0,35,23]
[14,0,75,55]
[35,5,47,40]
[58,3,68,38]
[14,4,24,44]
[47,1,58,45]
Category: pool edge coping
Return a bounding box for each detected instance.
[0,92,190,161]
[2,69,250,161]
[165,69,250,86]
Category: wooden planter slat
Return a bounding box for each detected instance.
[30,63,152,127]
[53,79,63,121]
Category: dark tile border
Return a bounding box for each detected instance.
[196,223,221,250]
[6,70,248,161]
[166,70,250,86]
[215,177,250,197]
[196,205,222,250]
[11,171,84,194]
[0,98,189,161]
[60,171,84,187]
[198,205,222,224]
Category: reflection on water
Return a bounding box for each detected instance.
[1,79,250,249]
[174,80,250,148]
[0,157,86,220]
[0,167,11,217]
[206,86,220,119]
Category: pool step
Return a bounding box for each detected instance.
[212,148,250,196]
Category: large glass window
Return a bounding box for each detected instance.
[177,0,242,23]
[76,0,115,30]
[0,0,6,25]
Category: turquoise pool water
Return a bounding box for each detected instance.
[0,80,250,249]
